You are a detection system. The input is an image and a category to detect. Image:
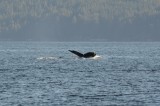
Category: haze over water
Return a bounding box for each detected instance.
[0,42,160,106]
[0,0,160,41]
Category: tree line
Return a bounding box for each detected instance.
[0,0,160,31]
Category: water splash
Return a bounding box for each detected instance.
[37,56,58,60]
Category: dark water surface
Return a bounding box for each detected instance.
[0,42,160,106]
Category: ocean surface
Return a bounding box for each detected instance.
[0,42,160,106]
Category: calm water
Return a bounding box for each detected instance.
[0,42,160,106]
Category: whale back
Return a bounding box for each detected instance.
[83,52,96,58]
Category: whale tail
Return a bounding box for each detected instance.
[68,50,84,57]
[68,50,96,58]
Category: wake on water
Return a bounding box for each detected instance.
[37,55,102,60]
[37,56,58,60]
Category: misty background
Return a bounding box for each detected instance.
[0,0,160,41]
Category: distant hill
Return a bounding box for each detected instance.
[0,0,160,41]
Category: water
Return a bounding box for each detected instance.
[0,42,160,106]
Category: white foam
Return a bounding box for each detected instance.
[37,56,57,60]
[91,55,102,60]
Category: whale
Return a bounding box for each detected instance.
[69,50,96,58]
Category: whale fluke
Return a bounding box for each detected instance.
[69,50,96,58]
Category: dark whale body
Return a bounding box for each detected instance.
[69,50,96,58]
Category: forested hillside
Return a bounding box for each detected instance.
[0,0,160,41]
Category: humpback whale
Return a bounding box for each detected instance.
[69,50,96,58]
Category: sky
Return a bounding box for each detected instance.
[0,0,160,41]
